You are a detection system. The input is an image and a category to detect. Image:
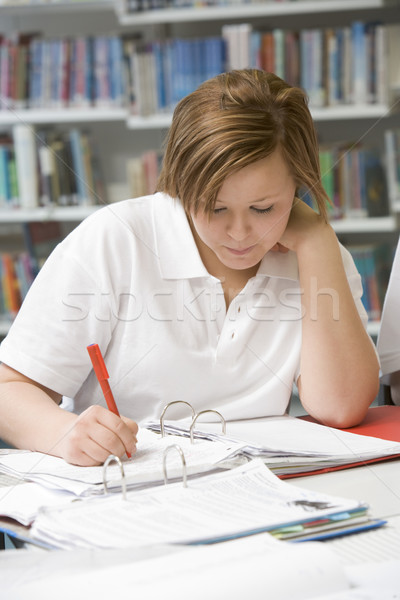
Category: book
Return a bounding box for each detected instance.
[319,142,390,220]
[22,220,63,271]
[0,427,245,498]
[12,123,39,209]
[363,148,389,217]
[144,409,400,478]
[5,523,399,600]
[385,128,400,211]
[14,459,382,550]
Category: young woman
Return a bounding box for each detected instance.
[0,69,379,465]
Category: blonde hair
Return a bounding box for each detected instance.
[157,69,329,220]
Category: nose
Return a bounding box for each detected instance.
[226,213,250,242]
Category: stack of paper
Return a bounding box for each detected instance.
[28,459,383,550]
[0,535,355,600]
[0,428,243,498]
[144,414,400,476]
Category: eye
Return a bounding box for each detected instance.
[251,206,273,214]
[213,207,226,214]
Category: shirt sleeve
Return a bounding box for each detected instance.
[377,237,400,379]
[0,230,118,397]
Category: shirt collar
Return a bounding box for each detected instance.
[153,193,209,280]
[153,193,299,282]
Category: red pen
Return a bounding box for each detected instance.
[87,343,131,458]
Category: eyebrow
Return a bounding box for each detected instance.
[215,196,275,204]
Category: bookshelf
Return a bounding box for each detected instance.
[0,108,128,126]
[0,0,400,337]
[116,0,393,26]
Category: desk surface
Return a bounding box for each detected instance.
[291,459,400,521]
[290,459,400,564]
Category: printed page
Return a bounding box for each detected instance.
[30,459,365,550]
[0,482,75,525]
[0,428,244,496]
[1,537,351,600]
[147,415,400,460]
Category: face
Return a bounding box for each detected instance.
[189,149,296,272]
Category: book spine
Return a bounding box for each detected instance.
[351,21,368,105]
[68,128,88,204]
[12,123,39,209]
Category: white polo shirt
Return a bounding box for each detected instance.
[0,193,367,423]
[377,237,400,382]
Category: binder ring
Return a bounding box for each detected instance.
[102,454,127,500]
[162,445,188,488]
[160,401,196,437]
[190,409,226,444]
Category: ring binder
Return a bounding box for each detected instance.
[190,410,226,444]
[102,455,127,500]
[160,401,196,437]
[162,445,188,488]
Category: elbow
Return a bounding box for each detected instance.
[303,374,380,430]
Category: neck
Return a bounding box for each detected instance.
[190,221,259,306]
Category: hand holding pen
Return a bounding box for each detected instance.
[87,343,137,461]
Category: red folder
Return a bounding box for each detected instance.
[281,406,400,479]
[300,405,400,442]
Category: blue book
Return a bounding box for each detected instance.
[68,129,87,203]
[109,36,125,106]
[0,145,10,206]
[171,39,186,105]
[204,37,225,81]
[191,38,203,92]
[152,40,166,112]
[162,40,174,112]
[351,21,367,104]
[28,38,43,108]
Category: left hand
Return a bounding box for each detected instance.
[270,198,329,254]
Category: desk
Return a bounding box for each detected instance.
[1,459,400,600]
[290,460,400,564]
[292,460,400,521]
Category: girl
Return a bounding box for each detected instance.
[0,69,379,465]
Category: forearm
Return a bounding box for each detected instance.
[0,381,77,455]
[298,225,379,426]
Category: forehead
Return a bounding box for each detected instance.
[217,152,294,202]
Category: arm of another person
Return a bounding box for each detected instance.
[387,370,400,405]
[0,363,138,466]
[278,201,379,428]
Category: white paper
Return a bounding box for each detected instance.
[144,414,400,475]
[0,428,244,496]
[1,536,351,600]
[0,482,75,525]
[30,459,367,550]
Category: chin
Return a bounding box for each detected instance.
[220,255,261,271]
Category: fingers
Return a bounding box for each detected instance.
[62,406,138,466]
[270,242,289,254]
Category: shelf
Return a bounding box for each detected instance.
[0,0,115,14]
[0,108,128,126]
[126,113,173,130]
[331,216,398,233]
[0,205,102,222]
[0,104,391,129]
[126,104,392,129]
[117,0,388,26]
[311,104,390,120]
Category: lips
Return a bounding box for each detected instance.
[225,245,255,256]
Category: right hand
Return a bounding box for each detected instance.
[58,405,138,466]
